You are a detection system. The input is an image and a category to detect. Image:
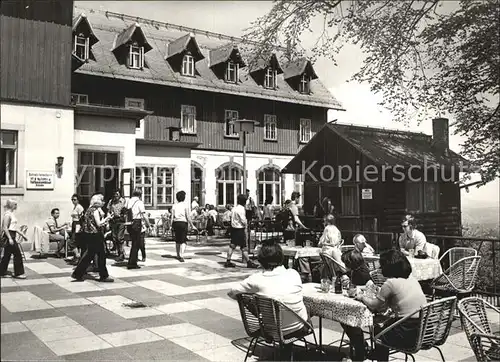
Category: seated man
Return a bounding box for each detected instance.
[399,214,427,255]
[43,208,69,257]
[228,241,308,335]
[353,234,375,255]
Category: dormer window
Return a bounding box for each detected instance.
[182,53,195,76]
[73,33,89,60]
[299,74,311,94]
[128,42,144,69]
[225,61,238,83]
[264,67,277,89]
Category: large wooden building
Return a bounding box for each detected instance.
[282,119,467,236]
[70,7,343,210]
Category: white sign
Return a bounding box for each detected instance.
[26,171,54,190]
[361,188,373,200]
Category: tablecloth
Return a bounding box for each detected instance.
[302,283,373,328]
[254,245,321,259]
[364,255,442,281]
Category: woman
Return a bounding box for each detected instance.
[68,194,84,264]
[356,249,427,361]
[340,249,371,361]
[262,197,273,220]
[72,194,114,282]
[170,191,197,262]
[321,197,335,216]
[0,199,27,279]
[318,214,345,272]
[228,241,308,335]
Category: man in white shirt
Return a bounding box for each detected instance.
[228,242,308,335]
[191,196,199,211]
[225,194,258,269]
[126,189,150,269]
[399,215,427,255]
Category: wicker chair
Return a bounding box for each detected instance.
[423,243,440,259]
[370,269,387,287]
[439,247,477,268]
[236,293,318,361]
[374,296,457,362]
[320,252,347,278]
[366,259,380,272]
[458,297,500,361]
[431,256,481,299]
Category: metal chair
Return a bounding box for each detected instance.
[423,243,440,259]
[236,293,318,361]
[320,252,347,278]
[16,225,28,261]
[369,269,387,287]
[439,247,477,268]
[431,256,481,298]
[374,296,457,362]
[458,297,500,361]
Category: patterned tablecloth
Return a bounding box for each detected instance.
[364,255,442,281]
[302,283,373,328]
[254,245,321,259]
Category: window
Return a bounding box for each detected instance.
[225,61,238,83]
[258,168,281,206]
[299,118,312,143]
[263,114,277,141]
[182,53,195,76]
[225,110,239,137]
[73,34,89,60]
[341,185,359,216]
[128,43,144,69]
[71,93,88,105]
[299,74,311,94]
[264,67,277,89]
[181,105,196,134]
[125,98,145,110]
[1,130,17,186]
[157,167,174,206]
[135,167,153,206]
[406,181,439,213]
[217,165,243,206]
[293,174,304,205]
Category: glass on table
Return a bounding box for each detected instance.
[320,278,331,293]
[408,249,415,258]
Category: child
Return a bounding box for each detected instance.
[353,234,375,255]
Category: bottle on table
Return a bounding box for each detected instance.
[334,275,342,294]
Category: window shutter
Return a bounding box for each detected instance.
[128,46,133,67]
[140,47,144,68]
[73,35,77,53]
[85,37,89,60]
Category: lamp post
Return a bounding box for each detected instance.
[232,119,259,251]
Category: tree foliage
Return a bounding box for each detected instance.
[244,0,500,185]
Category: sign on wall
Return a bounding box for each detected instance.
[361,188,373,200]
[26,171,55,190]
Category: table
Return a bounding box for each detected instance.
[302,283,373,346]
[364,255,442,281]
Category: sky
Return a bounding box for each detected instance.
[75,0,499,207]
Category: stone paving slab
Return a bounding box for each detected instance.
[1,238,477,361]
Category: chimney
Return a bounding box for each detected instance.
[432,117,449,154]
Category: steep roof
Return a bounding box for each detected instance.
[166,33,204,60]
[72,12,99,45]
[283,58,318,80]
[112,22,152,53]
[248,52,283,74]
[73,7,343,110]
[209,43,246,68]
[282,123,467,173]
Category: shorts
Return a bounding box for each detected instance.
[172,221,188,244]
[231,228,246,248]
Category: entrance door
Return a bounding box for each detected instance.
[77,151,119,209]
[191,163,203,205]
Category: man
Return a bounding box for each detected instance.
[289,192,308,230]
[191,196,200,211]
[289,192,314,282]
[399,214,427,255]
[107,190,126,261]
[224,194,258,269]
[43,208,69,258]
[126,189,150,269]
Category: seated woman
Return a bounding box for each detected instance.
[317,214,346,273]
[228,241,309,335]
[353,234,375,255]
[399,214,427,255]
[356,249,427,361]
[340,249,371,361]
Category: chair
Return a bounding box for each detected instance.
[431,256,481,298]
[320,252,347,279]
[366,259,380,272]
[236,293,318,361]
[458,297,500,361]
[370,269,387,287]
[374,296,457,362]
[423,243,440,259]
[16,225,28,261]
[439,247,477,268]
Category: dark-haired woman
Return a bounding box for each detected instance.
[340,250,371,361]
[171,191,197,262]
[228,241,308,335]
[356,249,427,361]
[68,194,84,264]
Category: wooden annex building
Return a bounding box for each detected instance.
[282,118,468,238]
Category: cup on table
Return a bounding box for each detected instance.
[305,240,312,247]
[347,286,357,298]
[320,278,331,293]
[409,249,415,258]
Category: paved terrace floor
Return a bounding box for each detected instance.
[0,237,492,361]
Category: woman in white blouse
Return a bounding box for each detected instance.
[318,214,346,272]
[170,191,197,262]
[0,199,28,279]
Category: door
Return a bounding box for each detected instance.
[120,168,134,198]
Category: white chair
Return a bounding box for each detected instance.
[439,247,477,267]
[423,243,440,259]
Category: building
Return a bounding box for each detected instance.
[282,119,467,241]
[1,0,77,225]
[70,7,343,211]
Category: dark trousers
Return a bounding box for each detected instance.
[139,232,146,260]
[0,231,25,276]
[73,233,109,279]
[127,220,142,266]
[372,317,420,361]
[110,221,125,257]
[341,324,366,361]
